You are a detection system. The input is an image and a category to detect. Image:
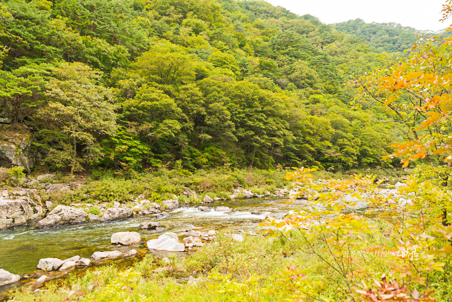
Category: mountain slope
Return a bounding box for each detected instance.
[0,0,401,172]
[333,18,452,54]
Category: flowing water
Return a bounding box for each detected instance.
[0,197,300,298]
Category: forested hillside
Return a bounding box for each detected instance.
[333,18,452,54]
[0,0,402,173]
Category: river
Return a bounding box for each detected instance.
[0,196,300,299]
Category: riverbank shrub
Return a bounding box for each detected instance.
[38,168,290,206]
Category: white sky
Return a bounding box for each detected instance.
[265,0,449,32]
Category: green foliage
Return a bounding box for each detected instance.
[333,18,452,55]
[43,168,288,205]
[5,166,25,186]
[0,0,406,173]
[36,62,117,173]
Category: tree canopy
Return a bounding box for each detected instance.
[0,0,408,172]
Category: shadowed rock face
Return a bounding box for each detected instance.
[0,125,35,173]
[0,104,12,125]
[0,151,12,169]
[0,190,44,229]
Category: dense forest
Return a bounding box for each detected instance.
[333,18,452,54]
[0,0,404,174]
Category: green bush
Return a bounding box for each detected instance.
[88,207,100,215]
[6,166,25,186]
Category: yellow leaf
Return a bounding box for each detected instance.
[444,245,452,254]
[383,95,397,106]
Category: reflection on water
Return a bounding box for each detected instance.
[0,197,294,275]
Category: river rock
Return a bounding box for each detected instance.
[45,184,71,194]
[140,205,161,216]
[37,258,63,272]
[59,260,77,271]
[251,210,262,215]
[154,212,170,219]
[198,206,211,212]
[91,251,123,261]
[77,258,91,267]
[162,200,179,210]
[183,187,197,198]
[36,205,88,228]
[0,191,44,229]
[140,199,151,206]
[140,221,160,229]
[243,190,253,198]
[191,238,204,246]
[111,232,141,245]
[183,236,204,247]
[65,255,81,262]
[189,230,202,237]
[36,174,55,182]
[203,195,214,203]
[125,249,138,257]
[150,203,162,210]
[33,275,47,285]
[132,204,144,212]
[88,214,99,222]
[207,230,216,236]
[215,206,231,212]
[0,269,20,286]
[147,232,185,252]
[232,234,244,242]
[100,207,132,222]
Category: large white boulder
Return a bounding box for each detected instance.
[33,275,47,285]
[111,232,141,245]
[203,195,213,203]
[37,258,63,272]
[140,221,160,229]
[147,232,185,252]
[59,260,77,271]
[0,191,44,229]
[100,207,132,222]
[0,269,20,286]
[77,258,91,266]
[36,205,87,228]
[91,251,123,261]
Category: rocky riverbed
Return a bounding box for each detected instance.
[0,176,412,300]
[0,196,298,300]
